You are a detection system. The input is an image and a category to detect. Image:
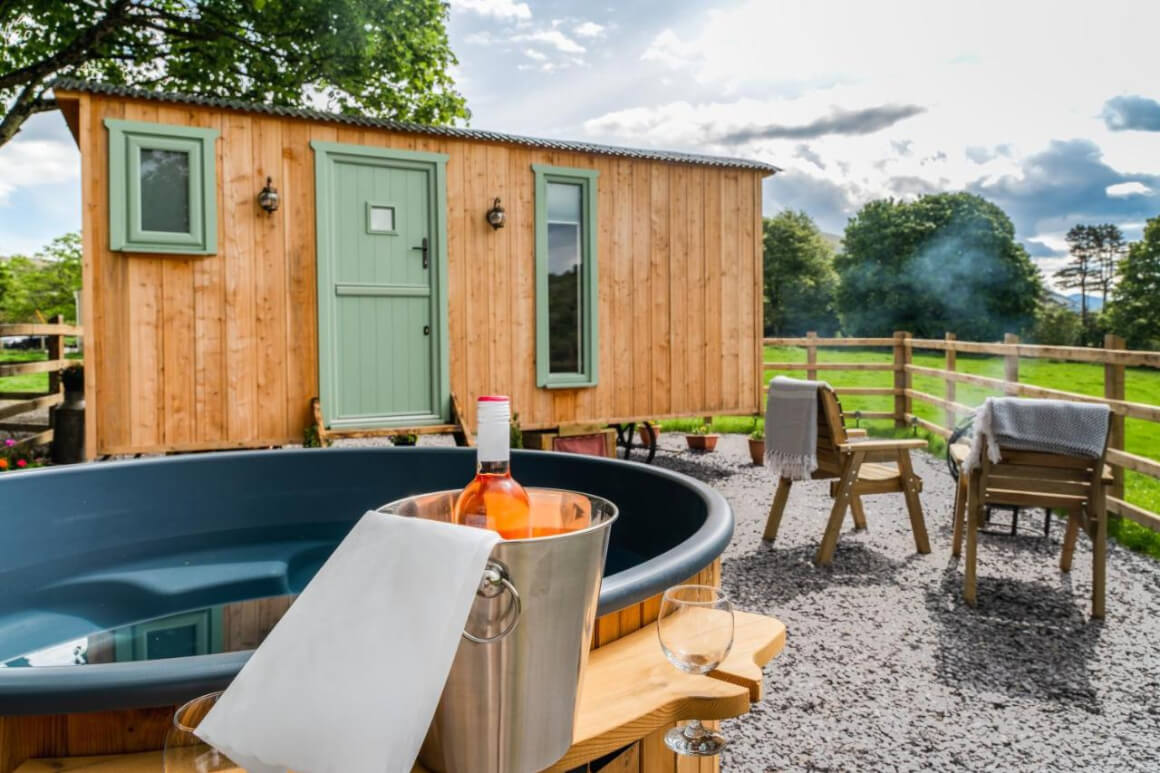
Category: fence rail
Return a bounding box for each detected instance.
[764,331,1160,533]
[0,316,82,449]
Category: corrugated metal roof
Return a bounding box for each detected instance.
[51,78,781,175]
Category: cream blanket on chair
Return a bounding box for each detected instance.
[764,376,828,480]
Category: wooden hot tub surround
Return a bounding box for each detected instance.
[7,560,788,773]
[0,447,745,772]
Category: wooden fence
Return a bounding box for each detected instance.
[0,316,83,449]
[764,331,1160,533]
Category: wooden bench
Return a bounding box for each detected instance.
[16,612,785,773]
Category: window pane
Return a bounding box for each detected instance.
[369,205,395,232]
[547,182,582,222]
[139,148,191,233]
[144,624,199,660]
[547,222,582,373]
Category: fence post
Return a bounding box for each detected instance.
[944,332,957,430]
[1003,333,1019,396]
[47,313,64,396]
[893,330,911,428]
[1104,333,1126,502]
[805,330,818,382]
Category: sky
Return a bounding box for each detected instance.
[3,0,1159,287]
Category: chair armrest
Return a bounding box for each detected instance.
[845,428,869,439]
[838,438,927,453]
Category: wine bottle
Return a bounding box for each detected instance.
[453,396,532,539]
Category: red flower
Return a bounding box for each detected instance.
[16,459,27,468]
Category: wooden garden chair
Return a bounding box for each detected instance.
[951,433,1111,618]
[762,385,931,565]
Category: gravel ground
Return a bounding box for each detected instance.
[647,432,1160,772]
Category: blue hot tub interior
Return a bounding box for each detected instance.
[0,447,732,713]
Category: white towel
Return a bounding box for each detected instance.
[196,510,500,773]
[964,397,1110,473]
[764,376,828,480]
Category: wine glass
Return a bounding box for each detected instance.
[164,692,241,772]
[657,584,735,756]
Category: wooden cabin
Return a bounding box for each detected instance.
[51,79,777,458]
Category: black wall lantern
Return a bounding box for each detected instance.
[258,176,280,214]
[486,197,506,229]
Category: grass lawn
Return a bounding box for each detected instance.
[662,345,1160,559]
[0,349,83,393]
[0,350,51,393]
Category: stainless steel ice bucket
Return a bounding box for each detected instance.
[378,488,618,773]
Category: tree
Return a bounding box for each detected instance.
[834,192,1041,340]
[1106,216,1160,350]
[0,259,12,312]
[1056,225,1098,326]
[0,0,467,148]
[1094,223,1126,306]
[0,232,82,322]
[762,211,840,336]
[1030,295,1083,346]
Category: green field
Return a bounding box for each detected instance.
[0,349,52,393]
[0,349,83,393]
[663,345,1160,559]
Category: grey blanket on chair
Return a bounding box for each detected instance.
[964,397,1110,472]
[764,376,828,480]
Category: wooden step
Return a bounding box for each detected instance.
[323,423,458,439]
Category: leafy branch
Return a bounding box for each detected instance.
[0,0,468,149]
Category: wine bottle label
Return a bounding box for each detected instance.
[476,422,509,462]
[461,512,488,528]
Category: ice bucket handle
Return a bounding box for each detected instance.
[463,561,522,644]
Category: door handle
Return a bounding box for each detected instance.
[423,325,431,336]
[412,237,429,269]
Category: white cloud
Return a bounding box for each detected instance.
[463,31,495,46]
[450,0,531,20]
[574,21,605,38]
[1106,181,1153,197]
[0,139,79,204]
[523,48,547,62]
[641,29,694,70]
[513,29,585,54]
[587,0,1160,243]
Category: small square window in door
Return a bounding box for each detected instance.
[366,202,397,234]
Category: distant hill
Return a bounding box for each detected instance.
[820,232,843,252]
[1047,291,1103,312]
[1065,293,1103,312]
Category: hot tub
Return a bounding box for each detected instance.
[0,447,732,716]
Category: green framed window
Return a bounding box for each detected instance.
[533,164,599,388]
[113,607,223,662]
[105,118,219,255]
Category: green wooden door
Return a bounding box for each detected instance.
[313,143,450,429]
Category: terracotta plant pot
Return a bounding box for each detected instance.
[748,438,765,466]
[638,424,660,445]
[685,434,718,452]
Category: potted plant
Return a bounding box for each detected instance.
[638,421,660,446]
[685,424,718,452]
[748,426,765,465]
[390,432,419,447]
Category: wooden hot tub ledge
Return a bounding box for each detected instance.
[15,611,785,773]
